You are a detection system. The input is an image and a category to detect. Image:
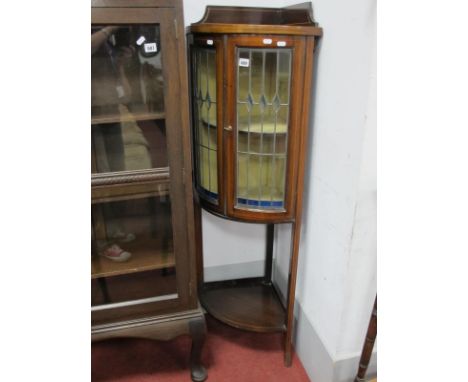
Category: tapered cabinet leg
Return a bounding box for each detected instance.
[284,341,293,367]
[284,221,301,367]
[189,315,207,382]
[284,310,293,366]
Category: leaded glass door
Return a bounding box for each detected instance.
[190,37,224,214]
[226,36,305,221]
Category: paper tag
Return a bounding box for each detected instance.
[263,38,273,45]
[277,41,287,47]
[239,58,250,67]
[144,42,157,53]
[136,36,146,46]
[116,85,125,98]
[207,39,214,45]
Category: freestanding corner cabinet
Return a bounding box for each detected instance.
[91,1,206,381]
[187,4,322,365]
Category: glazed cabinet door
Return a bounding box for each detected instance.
[225,36,306,222]
[189,36,225,215]
[91,7,194,325]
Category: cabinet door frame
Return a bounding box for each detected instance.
[91,6,194,324]
[225,35,306,223]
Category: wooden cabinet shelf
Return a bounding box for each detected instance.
[91,111,166,125]
[199,278,286,333]
[92,237,175,279]
[91,176,170,204]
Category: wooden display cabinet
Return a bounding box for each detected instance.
[187,3,322,365]
[91,1,206,381]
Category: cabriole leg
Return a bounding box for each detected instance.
[189,315,207,382]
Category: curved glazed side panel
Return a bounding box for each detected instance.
[189,35,225,216]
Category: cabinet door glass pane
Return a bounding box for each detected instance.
[236,48,291,209]
[91,25,168,173]
[191,48,218,203]
[91,196,177,309]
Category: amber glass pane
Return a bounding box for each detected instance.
[192,48,218,202]
[91,196,177,308]
[236,48,291,209]
[91,25,168,174]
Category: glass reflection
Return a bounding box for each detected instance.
[91,196,177,307]
[91,25,168,173]
[91,25,164,118]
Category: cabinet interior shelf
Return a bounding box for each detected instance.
[91,111,166,125]
[91,179,170,204]
[201,120,287,135]
[199,278,286,333]
[92,237,175,279]
[237,125,288,134]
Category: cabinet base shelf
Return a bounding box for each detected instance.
[200,278,286,333]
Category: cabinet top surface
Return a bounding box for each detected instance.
[188,3,322,36]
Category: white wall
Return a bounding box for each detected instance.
[183,1,376,380]
[201,211,267,282]
[280,0,377,381]
[184,0,287,28]
[336,29,376,358]
[279,1,377,379]
[283,0,376,355]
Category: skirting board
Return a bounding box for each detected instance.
[293,301,377,382]
[205,261,377,382]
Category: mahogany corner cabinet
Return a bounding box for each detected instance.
[187,3,322,365]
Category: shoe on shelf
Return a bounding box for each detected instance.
[109,229,136,243]
[100,244,132,262]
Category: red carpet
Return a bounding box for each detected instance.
[92,315,311,382]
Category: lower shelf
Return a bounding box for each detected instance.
[199,278,286,333]
[91,268,177,307]
[91,237,174,279]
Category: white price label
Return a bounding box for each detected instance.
[277,41,287,47]
[263,38,273,45]
[207,39,214,45]
[144,42,157,53]
[239,58,250,67]
[136,36,146,46]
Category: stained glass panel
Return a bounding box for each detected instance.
[236,48,292,210]
[192,48,218,202]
